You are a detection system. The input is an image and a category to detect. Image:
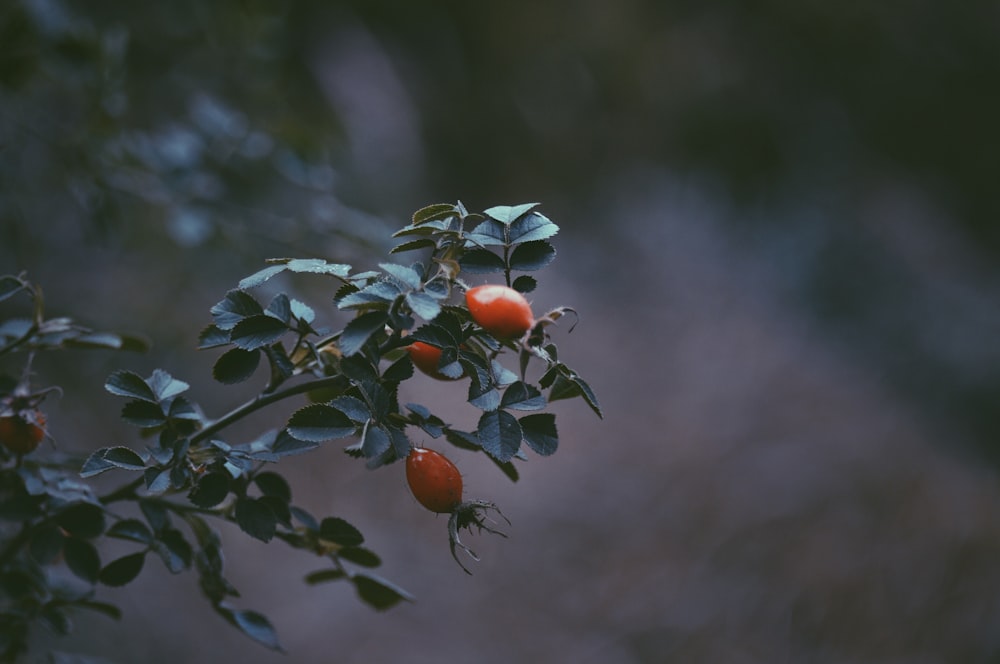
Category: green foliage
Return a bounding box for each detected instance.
[0,202,600,660]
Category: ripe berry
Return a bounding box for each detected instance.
[465,285,534,340]
[0,410,46,455]
[406,447,463,514]
[408,342,462,381]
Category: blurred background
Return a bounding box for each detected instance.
[3,1,1000,662]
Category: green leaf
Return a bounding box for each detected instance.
[104,370,156,402]
[64,538,101,584]
[508,240,556,271]
[329,396,371,422]
[290,298,315,324]
[512,275,537,293]
[284,258,351,278]
[254,472,291,502]
[235,498,277,542]
[188,472,231,508]
[229,315,288,351]
[238,264,288,290]
[99,552,146,587]
[270,430,319,457]
[339,311,388,357]
[351,572,415,610]
[120,400,167,428]
[212,348,261,384]
[153,528,192,573]
[477,410,523,462]
[211,290,263,331]
[140,500,170,533]
[305,569,348,585]
[144,467,172,493]
[56,503,106,539]
[465,219,507,246]
[520,413,558,456]
[379,262,422,289]
[390,238,436,254]
[338,547,381,567]
[360,423,391,459]
[265,293,292,324]
[412,202,458,225]
[405,291,441,320]
[336,280,401,309]
[484,203,540,225]
[509,211,559,243]
[286,403,356,442]
[468,381,500,412]
[500,382,547,411]
[198,324,230,349]
[459,248,506,273]
[319,517,364,547]
[217,605,284,652]
[106,519,153,544]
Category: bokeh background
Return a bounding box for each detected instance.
[4,1,1000,662]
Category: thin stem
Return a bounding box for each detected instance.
[190,374,347,445]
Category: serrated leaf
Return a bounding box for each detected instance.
[270,429,319,457]
[265,293,292,324]
[212,348,261,384]
[198,324,230,349]
[352,572,415,610]
[238,264,288,289]
[144,467,172,493]
[520,413,558,456]
[336,280,400,309]
[465,219,507,246]
[153,528,192,573]
[64,538,101,584]
[104,370,156,402]
[254,472,291,502]
[405,291,441,320]
[500,382,547,411]
[211,290,263,331]
[217,605,284,652]
[235,498,276,543]
[319,517,364,547]
[512,275,537,293]
[360,423,391,459]
[99,552,146,587]
[120,400,166,428]
[229,315,288,351]
[339,311,388,357]
[329,396,371,422]
[459,248,506,273]
[106,519,153,544]
[468,382,500,412]
[286,404,356,442]
[477,410,523,462]
[509,211,559,243]
[188,472,231,508]
[285,258,351,277]
[508,240,556,271]
[290,299,315,324]
[390,238,436,254]
[56,503,106,539]
[379,262,422,289]
[412,202,458,225]
[484,203,540,225]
